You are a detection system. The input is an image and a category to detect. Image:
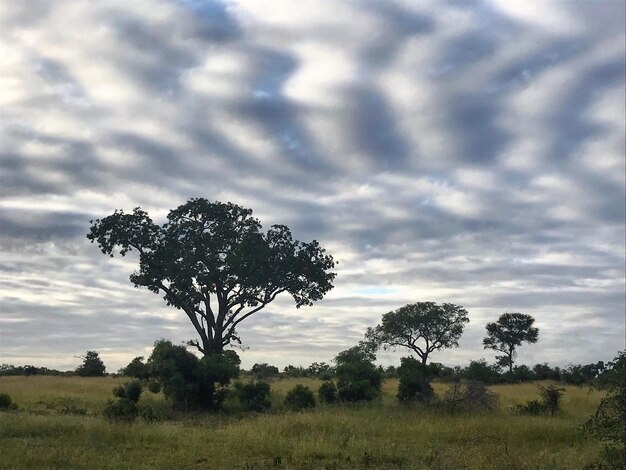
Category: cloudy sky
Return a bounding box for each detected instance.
[1,0,624,372]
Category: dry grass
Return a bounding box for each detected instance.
[0,376,605,469]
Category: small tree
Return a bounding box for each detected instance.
[397,356,434,402]
[334,345,381,402]
[284,385,316,411]
[318,381,337,404]
[366,302,469,366]
[483,313,539,374]
[75,351,106,377]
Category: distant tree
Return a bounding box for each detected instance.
[483,313,539,374]
[366,301,469,365]
[250,363,279,379]
[76,351,106,377]
[88,199,336,356]
[463,359,502,385]
[532,363,560,381]
[282,365,307,378]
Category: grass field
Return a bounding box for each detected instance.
[0,376,606,469]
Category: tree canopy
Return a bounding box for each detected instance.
[366,301,469,365]
[76,351,106,377]
[87,199,336,355]
[483,312,539,374]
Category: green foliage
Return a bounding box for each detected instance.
[103,398,138,422]
[75,351,106,377]
[396,356,434,402]
[146,379,161,394]
[515,399,544,415]
[463,359,502,385]
[366,302,469,365]
[318,381,337,404]
[284,385,316,411]
[234,381,271,412]
[483,313,539,373]
[538,385,565,416]
[113,380,143,403]
[335,346,381,402]
[88,199,336,355]
[147,339,239,409]
[584,351,625,469]
[250,363,279,379]
[0,392,15,410]
[122,357,149,379]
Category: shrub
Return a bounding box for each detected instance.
[584,351,625,469]
[138,403,164,423]
[318,381,337,404]
[439,381,497,413]
[539,385,565,416]
[147,340,239,410]
[146,379,161,394]
[113,380,143,403]
[515,399,544,415]
[284,385,315,411]
[0,392,15,410]
[103,398,138,422]
[234,381,271,412]
[396,356,434,403]
[122,356,149,379]
[335,346,381,403]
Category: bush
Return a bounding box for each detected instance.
[438,381,497,413]
[138,403,164,423]
[539,385,564,416]
[515,399,544,415]
[584,351,625,469]
[122,356,149,379]
[335,346,381,403]
[284,385,315,411]
[318,381,337,404]
[113,380,143,403]
[146,379,161,394]
[147,340,239,410]
[103,398,138,422]
[396,357,434,403]
[234,381,271,412]
[0,393,15,410]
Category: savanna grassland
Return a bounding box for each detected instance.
[0,375,607,470]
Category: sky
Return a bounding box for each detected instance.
[0,0,624,372]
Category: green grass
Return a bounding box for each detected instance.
[0,376,606,469]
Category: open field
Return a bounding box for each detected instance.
[0,376,606,470]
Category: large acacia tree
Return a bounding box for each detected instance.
[366,301,469,365]
[88,198,336,356]
[483,312,539,374]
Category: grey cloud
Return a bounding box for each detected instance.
[0,0,623,370]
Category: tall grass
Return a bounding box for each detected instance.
[0,376,605,469]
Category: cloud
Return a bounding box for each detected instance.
[0,0,623,371]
